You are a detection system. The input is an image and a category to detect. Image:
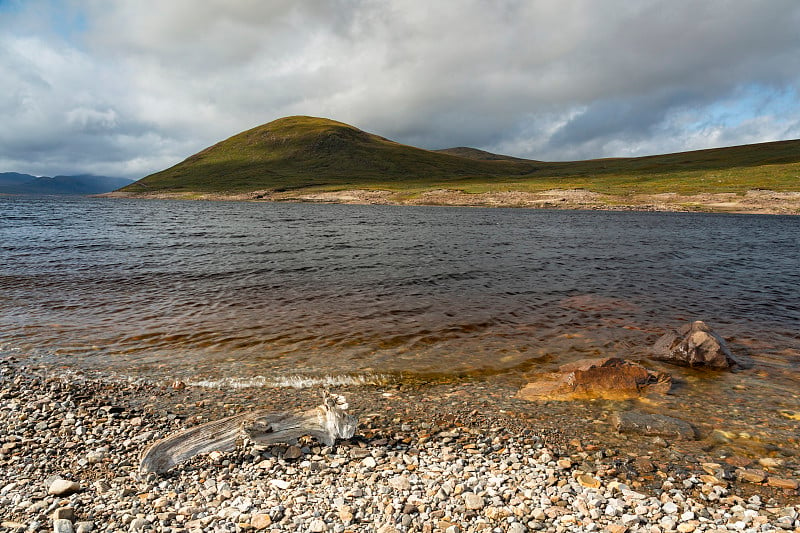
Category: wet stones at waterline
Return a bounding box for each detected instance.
[611,410,697,440]
[516,357,671,401]
[652,320,740,369]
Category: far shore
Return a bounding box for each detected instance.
[101,188,800,215]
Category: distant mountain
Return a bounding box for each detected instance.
[0,172,38,187]
[433,147,533,162]
[0,173,133,195]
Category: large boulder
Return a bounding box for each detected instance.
[652,320,738,369]
[516,357,671,401]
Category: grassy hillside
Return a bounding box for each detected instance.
[122,116,537,194]
[120,116,800,196]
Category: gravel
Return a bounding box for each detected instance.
[1,359,798,533]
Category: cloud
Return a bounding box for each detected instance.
[0,31,186,177]
[1,0,800,177]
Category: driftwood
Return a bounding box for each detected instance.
[139,391,357,474]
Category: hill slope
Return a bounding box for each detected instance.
[121,116,537,194]
[119,116,800,198]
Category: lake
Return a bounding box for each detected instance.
[1,196,797,392]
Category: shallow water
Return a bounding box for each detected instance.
[1,196,798,388]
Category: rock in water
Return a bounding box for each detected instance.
[516,357,671,401]
[652,320,738,369]
[611,411,696,440]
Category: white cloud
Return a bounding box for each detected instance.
[1,0,799,177]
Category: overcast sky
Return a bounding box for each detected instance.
[2,0,799,178]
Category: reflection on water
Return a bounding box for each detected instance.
[1,196,798,387]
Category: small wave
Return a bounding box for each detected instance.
[187,373,391,389]
[0,343,26,360]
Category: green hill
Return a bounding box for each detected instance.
[120,115,800,197]
[121,116,537,195]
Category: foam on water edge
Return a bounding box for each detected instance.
[0,345,392,390]
[187,373,391,389]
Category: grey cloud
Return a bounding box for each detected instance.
[547,90,702,149]
[2,0,800,177]
[324,0,800,157]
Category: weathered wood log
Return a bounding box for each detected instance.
[139,391,357,474]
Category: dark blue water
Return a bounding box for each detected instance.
[1,196,798,384]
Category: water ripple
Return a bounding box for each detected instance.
[1,196,798,384]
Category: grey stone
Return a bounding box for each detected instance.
[389,475,411,491]
[48,479,81,496]
[92,480,111,493]
[52,507,75,521]
[53,519,75,533]
[129,517,148,531]
[652,320,739,369]
[621,513,641,525]
[612,410,696,440]
[85,449,106,464]
[283,445,303,460]
[349,448,371,459]
[308,518,326,532]
[463,492,484,510]
[662,501,679,514]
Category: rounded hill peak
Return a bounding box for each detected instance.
[265,115,356,128]
[120,115,539,194]
[251,116,363,136]
[234,116,373,150]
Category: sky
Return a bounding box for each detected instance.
[1,0,799,179]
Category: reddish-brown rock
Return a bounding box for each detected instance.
[724,456,753,468]
[736,468,768,483]
[516,357,671,401]
[652,320,738,369]
[766,477,799,490]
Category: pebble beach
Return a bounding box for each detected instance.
[1,359,799,533]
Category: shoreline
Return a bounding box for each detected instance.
[2,358,798,532]
[100,188,800,215]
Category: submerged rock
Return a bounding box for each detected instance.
[516,357,671,401]
[611,411,696,440]
[652,320,738,369]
